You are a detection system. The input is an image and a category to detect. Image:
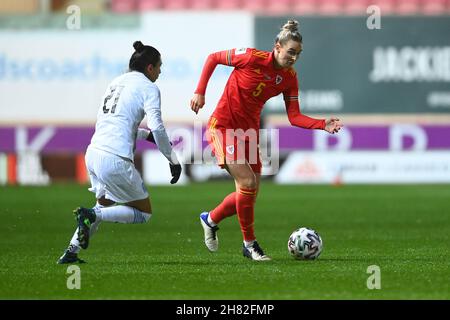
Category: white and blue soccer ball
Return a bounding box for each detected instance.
[288,227,323,260]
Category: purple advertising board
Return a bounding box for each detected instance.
[1,124,450,153]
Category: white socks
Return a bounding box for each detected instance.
[94,205,151,224]
[244,240,255,248]
[207,213,217,227]
[68,204,151,253]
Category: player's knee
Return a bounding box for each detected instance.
[239,174,257,190]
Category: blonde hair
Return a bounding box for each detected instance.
[275,20,302,45]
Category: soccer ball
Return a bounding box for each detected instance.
[287,227,323,260]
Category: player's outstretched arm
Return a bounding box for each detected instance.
[324,117,343,134]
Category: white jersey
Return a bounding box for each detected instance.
[90,71,169,162]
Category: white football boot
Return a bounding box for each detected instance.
[243,241,271,261]
[200,212,219,252]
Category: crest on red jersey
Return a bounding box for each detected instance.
[276,75,283,85]
[226,145,235,155]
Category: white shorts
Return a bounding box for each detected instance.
[85,146,149,203]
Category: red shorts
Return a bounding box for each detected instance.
[206,117,262,174]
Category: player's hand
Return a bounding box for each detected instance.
[169,163,182,184]
[324,117,343,134]
[190,94,205,114]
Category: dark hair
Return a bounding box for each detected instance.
[275,20,302,45]
[129,41,161,73]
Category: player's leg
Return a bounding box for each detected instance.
[97,196,115,207]
[201,119,238,251]
[88,196,114,234]
[74,148,152,250]
[200,172,262,253]
[201,121,263,253]
[73,198,152,253]
[57,198,115,264]
[226,161,257,243]
[210,136,262,225]
[57,147,117,264]
[226,162,270,261]
[208,174,260,226]
[92,197,152,224]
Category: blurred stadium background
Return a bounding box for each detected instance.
[1,0,450,301]
[1,0,450,186]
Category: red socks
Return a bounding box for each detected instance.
[210,192,237,224]
[236,188,257,242]
[209,188,257,242]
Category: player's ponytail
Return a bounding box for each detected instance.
[275,19,302,45]
[129,40,161,74]
[133,40,145,53]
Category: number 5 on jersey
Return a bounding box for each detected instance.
[103,85,124,114]
[252,82,266,97]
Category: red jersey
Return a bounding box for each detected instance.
[195,48,325,131]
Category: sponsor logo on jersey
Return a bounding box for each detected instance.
[235,48,247,55]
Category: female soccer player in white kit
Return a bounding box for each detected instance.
[58,41,181,264]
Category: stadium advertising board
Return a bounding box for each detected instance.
[256,17,450,114]
[275,151,450,184]
[2,124,447,154]
[2,124,450,184]
[0,12,253,124]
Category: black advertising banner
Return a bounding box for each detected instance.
[256,16,450,114]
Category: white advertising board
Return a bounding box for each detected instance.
[142,150,188,186]
[0,12,253,124]
[275,151,450,184]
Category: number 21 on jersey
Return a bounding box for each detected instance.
[103,85,124,114]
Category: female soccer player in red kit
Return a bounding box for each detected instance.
[190,20,342,261]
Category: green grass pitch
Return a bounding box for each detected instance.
[0,182,449,299]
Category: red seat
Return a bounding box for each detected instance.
[318,0,345,14]
[345,0,369,15]
[241,0,267,12]
[137,0,161,10]
[190,0,215,10]
[368,0,395,14]
[266,0,292,15]
[291,0,318,15]
[396,0,420,14]
[111,0,136,12]
[421,0,447,15]
[163,0,189,9]
[215,0,241,10]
